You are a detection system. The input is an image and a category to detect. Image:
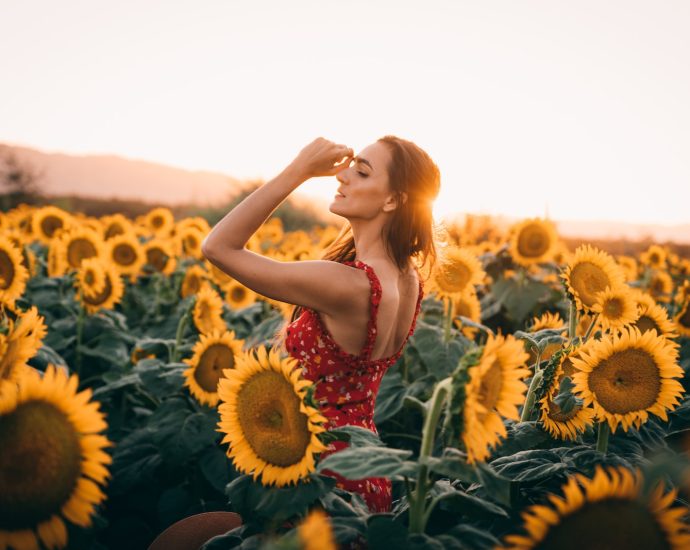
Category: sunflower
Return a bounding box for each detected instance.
[0,236,29,307]
[183,329,245,406]
[0,365,112,550]
[142,238,177,275]
[632,292,678,339]
[509,218,558,266]
[502,465,690,549]
[562,245,625,313]
[591,285,639,332]
[452,289,482,339]
[143,207,174,236]
[100,213,131,240]
[174,216,211,237]
[181,264,209,298]
[224,280,258,311]
[31,206,71,244]
[193,285,226,335]
[0,307,47,382]
[538,352,595,440]
[78,261,124,315]
[257,218,285,247]
[430,245,485,304]
[217,346,329,486]
[297,508,337,550]
[640,244,667,270]
[648,269,674,303]
[75,257,107,300]
[675,295,690,338]
[525,312,566,365]
[571,327,684,432]
[617,255,639,282]
[105,232,145,281]
[176,226,206,260]
[56,227,105,271]
[204,259,233,286]
[462,334,530,463]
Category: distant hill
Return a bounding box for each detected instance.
[0,143,246,206]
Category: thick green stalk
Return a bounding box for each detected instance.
[596,422,610,454]
[520,365,543,422]
[583,313,600,342]
[409,377,452,534]
[172,302,194,363]
[443,298,453,343]
[568,300,578,341]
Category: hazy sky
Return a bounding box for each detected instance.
[2,0,689,225]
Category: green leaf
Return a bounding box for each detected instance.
[317,447,416,480]
[431,480,508,519]
[325,425,385,448]
[374,371,406,424]
[366,515,410,550]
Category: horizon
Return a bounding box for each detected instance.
[1,1,689,226]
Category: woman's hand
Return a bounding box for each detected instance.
[288,138,354,180]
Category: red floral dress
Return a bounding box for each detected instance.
[285,259,424,513]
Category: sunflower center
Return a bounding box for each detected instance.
[152,216,164,228]
[588,348,661,413]
[41,215,64,239]
[196,344,234,392]
[634,315,660,335]
[536,499,670,550]
[438,261,471,293]
[83,273,114,307]
[236,370,311,467]
[517,224,550,258]
[569,262,611,308]
[113,243,136,266]
[105,223,125,239]
[85,270,95,285]
[146,247,169,272]
[602,297,624,320]
[231,287,246,302]
[185,275,202,296]
[0,401,82,529]
[67,238,98,268]
[477,359,503,419]
[0,249,15,290]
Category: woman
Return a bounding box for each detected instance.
[202,136,440,513]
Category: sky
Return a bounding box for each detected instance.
[1,0,689,226]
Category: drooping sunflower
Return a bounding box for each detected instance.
[224,280,258,311]
[106,233,145,281]
[143,207,174,236]
[529,312,565,332]
[142,238,176,275]
[647,269,674,303]
[452,289,482,339]
[183,329,245,406]
[78,260,124,315]
[462,334,530,463]
[217,346,329,486]
[538,352,595,440]
[0,235,29,307]
[430,245,485,305]
[571,327,684,432]
[75,257,107,300]
[0,306,47,382]
[502,465,690,550]
[31,206,71,244]
[632,291,678,339]
[640,244,667,270]
[0,365,112,550]
[561,245,625,312]
[181,264,209,298]
[296,508,337,550]
[508,218,559,267]
[591,285,639,333]
[100,213,131,240]
[193,285,226,336]
[56,227,105,271]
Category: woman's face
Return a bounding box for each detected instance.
[329,141,396,220]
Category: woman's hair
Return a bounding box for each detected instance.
[271,135,442,352]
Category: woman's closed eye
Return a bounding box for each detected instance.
[357,171,368,177]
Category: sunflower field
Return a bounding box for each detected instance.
[2,203,690,550]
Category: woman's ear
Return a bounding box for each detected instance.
[383,191,407,213]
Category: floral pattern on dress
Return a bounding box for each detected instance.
[285,259,424,513]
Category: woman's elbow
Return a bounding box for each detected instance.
[201,236,217,262]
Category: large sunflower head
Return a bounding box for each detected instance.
[57,227,105,271]
[562,245,626,313]
[224,280,258,311]
[183,329,245,406]
[430,245,485,303]
[632,291,678,339]
[0,365,112,550]
[0,306,47,382]
[78,260,125,315]
[508,218,559,267]
[0,235,29,308]
[571,327,684,432]
[31,206,72,244]
[502,465,690,549]
[462,334,530,463]
[106,233,145,280]
[142,238,177,275]
[192,285,226,336]
[591,285,639,333]
[217,346,329,486]
[176,227,206,260]
[143,207,174,236]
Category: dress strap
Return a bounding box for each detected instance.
[342,260,382,361]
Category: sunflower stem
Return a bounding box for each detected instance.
[172,300,194,363]
[596,421,610,454]
[443,298,453,343]
[520,367,544,422]
[583,313,600,341]
[568,300,578,342]
[409,376,452,534]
